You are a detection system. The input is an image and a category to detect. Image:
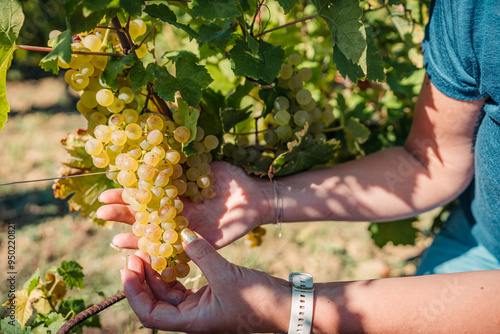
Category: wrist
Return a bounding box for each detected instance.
[258,178,279,226]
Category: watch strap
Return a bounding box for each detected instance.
[287,272,314,334]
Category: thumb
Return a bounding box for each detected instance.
[180,228,229,283]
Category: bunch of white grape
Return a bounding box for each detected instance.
[223,52,335,173]
[51,20,221,282]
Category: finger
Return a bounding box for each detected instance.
[135,252,187,306]
[96,204,136,224]
[98,188,126,204]
[180,228,230,286]
[112,233,139,249]
[127,254,146,282]
[121,268,180,330]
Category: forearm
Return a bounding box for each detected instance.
[311,270,500,333]
[263,145,472,224]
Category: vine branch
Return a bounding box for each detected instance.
[254,13,320,38]
[57,290,126,334]
[15,45,125,58]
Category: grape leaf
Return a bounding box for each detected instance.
[226,80,253,109]
[229,38,285,84]
[39,30,73,75]
[192,0,241,20]
[81,0,114,12]
[65,2,119,34]
[198,22,235,50]
[345,117,370,144]
[1,318,32,334]
[0,0,24,132]
[57,261,84,289]
[368,218,418,248]
[120,0,144,17]
[45,313,66,333]
[153,54,213,107]
[270,126,340,177]
[129,61,156,93]
[101,53,135,91]
[145,4,201,42]
[316,0,367,74]
[222,106,252,132]
[53,130,120,224]
[22,269,41,295]
[199,88,224,137]
[162,50,198,63]
[14,289,42,330]
[246,35,259,55]
[276,0,301,13]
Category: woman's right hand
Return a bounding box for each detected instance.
[96,161,274,249]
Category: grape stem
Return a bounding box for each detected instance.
[229,129,269,136]
[15,45,125,58]
[137,20,160,50]
[322,125,344,133]
[111,17,133,54]
[249,0,265,36]
[254,13,320,38]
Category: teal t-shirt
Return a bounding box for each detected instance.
[422,0,500,260]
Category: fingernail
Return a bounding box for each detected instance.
[120,269,124,279]
[180,228,197,244]
[95,207,103,219]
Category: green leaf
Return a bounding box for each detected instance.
[199,88,224,137]
[153,54,213,106]
[222,106,252,133]
[229,38,285,84]
[0,0,24,132]
[345,117,370,144]
[57,261,84,290]
[23,269,41,295]
[226,80,253,109]
[276,0,301,13]
[1,318,32,334]
[101,53,135,91]
[162,50,198,63]
[0,0,24,47]
[192,0,241,20]
[82,0,114,13]
[59,298,86,316]
[45,313,66,333]
[368,218,419,248]
[270,126,340,177]
[129,61,156,93]
[120,0,144,17]
[316,0,367,74]
[198,22,235,50]
[246,35,259,55]
[65,3,119,34]
[39,30,73,75]
[145,4,201,41]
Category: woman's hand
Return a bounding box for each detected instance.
[97,161,274,249]
[121,229,291,333]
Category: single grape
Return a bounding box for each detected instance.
[147,242,161,257]
[79,62,94,76]
[129,21,142,40]
[174,262,190,278]
[161,267,177,282]
[91,55,107,69]
[277,125,293,140]
[83,35,102,52]
[147,115,164,130]
[321,109,335,124]
[151,186,164,199]
[288,53,302,66]
[197,176,210,189]
[274,110,291,126]
[201,185,216,199]
[147,129,163,146]
[165,149,181,165]
[85,138,103,155]
[154,170,170,187]
[274,96,290,111]
[135,211,149,224]
[296,89,313,105]
[293,109,311,127]
[144,224,162,242]
[108,97,125,114]
[108,114,124,130]
[264,129,278,145]
[117,170,136,187]
[80,90,98,109]
[125,123,142,140]
[170,164,183,179]
[174,216,189,230]
[92,151,109,168]
[96,89,114,107]
[135,44,148,58]
[186,168,201,182]
[279,64,294,80]
[133,19,147,35]
[151,256,167,272]
[71,73,89,91]
[158,205,176,221]
[138,237,149,253]
[135,188,153,205]
[288,76,303,91]
[159,243,174,258]
[298,67,313,82]
[149,211,161,225]
[122,108,139,124]
[172,180,186,196]
[162,229,178,244]
[195,126,205,141]
[144,152,160,167]
[111,130,127,146]
[132,222,145,237]
[203,135,219,150]
[174,126,191,143]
